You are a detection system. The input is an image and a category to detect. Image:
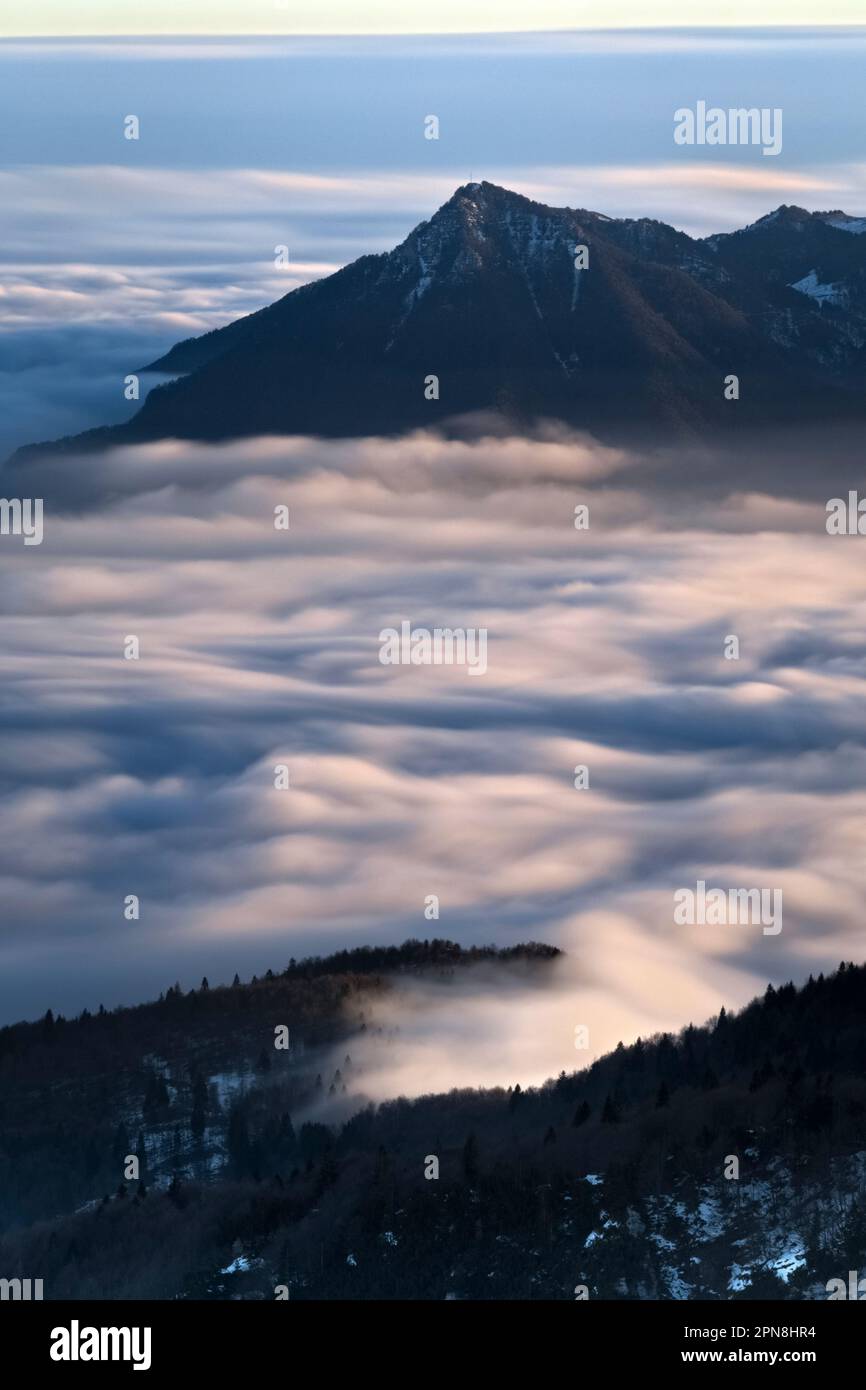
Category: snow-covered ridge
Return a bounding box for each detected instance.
[819,213,866,235]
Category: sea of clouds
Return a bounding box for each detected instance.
[2,428,865,1094]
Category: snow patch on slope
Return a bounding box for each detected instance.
[789,270,847,306]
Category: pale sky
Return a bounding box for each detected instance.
[4,0,866,37]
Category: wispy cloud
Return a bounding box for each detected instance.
[2,161,863,336]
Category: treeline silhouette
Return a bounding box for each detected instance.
[0,939,558,1233]
[2,954,866,1299]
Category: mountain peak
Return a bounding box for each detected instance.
[450,179,507,200]
[436,179,528,218]
[453,180,485,198]
[745,205,813,231]
[722,202,865,240]
[12,185,866,464]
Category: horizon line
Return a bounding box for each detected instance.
[4,23,866,42]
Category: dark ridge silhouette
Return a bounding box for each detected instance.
[3,953,866,1299]
[11,183,866,464]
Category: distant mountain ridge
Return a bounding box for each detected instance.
[13,183,866,461]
